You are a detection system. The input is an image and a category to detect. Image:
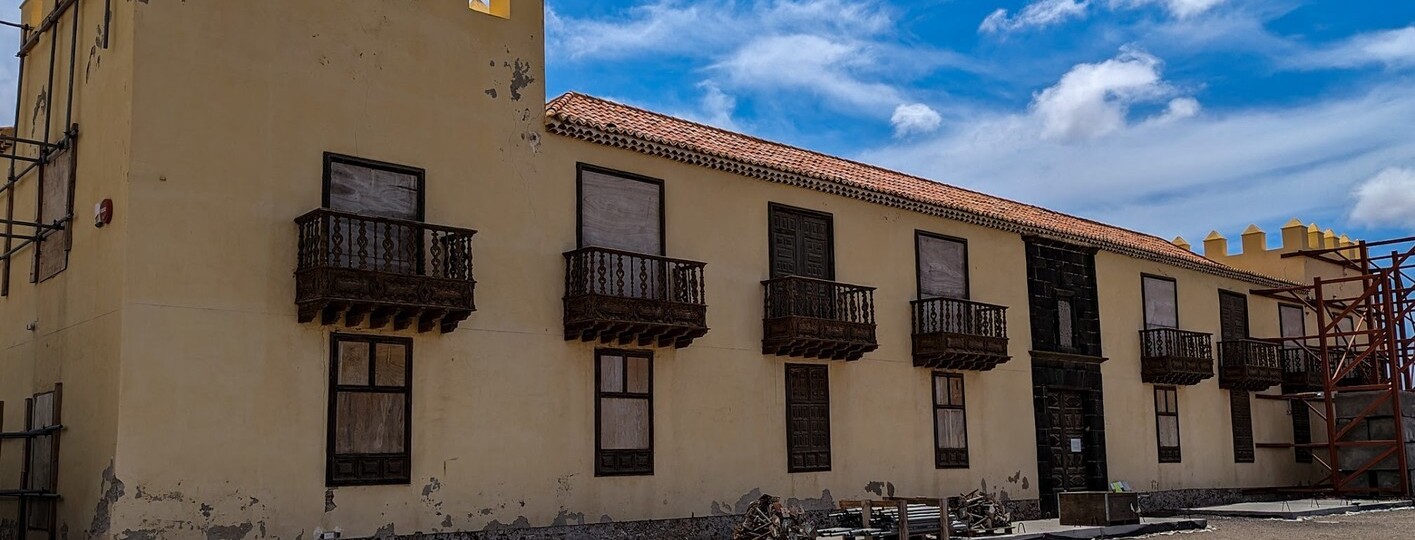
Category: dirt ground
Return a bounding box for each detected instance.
[1141,508,1415,539]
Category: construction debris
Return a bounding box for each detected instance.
[732,494,817,540]
[823,492,1013,538]
[953,490,1012,535]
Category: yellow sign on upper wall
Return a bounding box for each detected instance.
[469,0,511,19]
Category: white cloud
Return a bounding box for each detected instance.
[1031,49,1188,141]
[861,80,1415,243]
[712,34,908,114]
[891,103,942,137]
[1350,167,1415,228]
[1110,0,1228,19]
[694,82,740,130]
[1299,26,1415,70]
[1150,97,1202,124]
[979,1,1090,34]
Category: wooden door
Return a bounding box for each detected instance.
[769,205,833,280]
[785,364,831,472]
[1219,291,1249,342]
[1045,390,1088,493]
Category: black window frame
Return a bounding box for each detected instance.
[575,163,667,255]
[1141,274,1179,330]
[595,348,655,477]
[326,333,414,487]
[1154,386,1181,463]
[322,152,427,221]
[933,372,970,469]
[914,231,970,300]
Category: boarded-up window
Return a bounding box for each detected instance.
[35,146,75,282]
[1280,304,1306,346]
[1230,390,1255,463]
[1154,387,1181,463]
[327,334,412,486]
[917,233,967,300]
[1057,296,1075,350]
[25,387,61,533]
[323,153,425,274]
[1142,276,1178,330]
[596,349,653,476]
[579,166,663,256]
[786,364,831,472]
[933,372,969,468]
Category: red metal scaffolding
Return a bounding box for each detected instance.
[1254,235,1415,498]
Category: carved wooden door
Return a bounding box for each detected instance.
[786,364,831,472]
[1219,291,1250,341]
[1045,390,1088,494]
[770,206,834,318]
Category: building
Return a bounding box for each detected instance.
[2,1,1399,539]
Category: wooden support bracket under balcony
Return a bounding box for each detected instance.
[1139,328,1214,385]
[761,276,879,361]
[911,297,1011,371]
[1219,339,1283,391]
[294,209,477,334]
[563,247,709,349]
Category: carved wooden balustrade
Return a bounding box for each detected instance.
[911,297,1010,370]
[762,276,878,361]
[1139,328,1214,385]
[1218,339,1283,390]
[1281,347,1325,390]
[295,209,476,333]
[563,247,709,348]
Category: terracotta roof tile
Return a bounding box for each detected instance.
[545,92,1285,286]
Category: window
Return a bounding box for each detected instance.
[916,232,968,300]
[34,146,75,282]
[785,364,831,472]
[327,334,413,486]
[1057,295,1075,350]
[1230,390,1255,463]
[596,349,653,476]
[1154,387,1181,463]
[1142,276,1178,330]
[933,373,969,468]
[1279,304,1312,463]
[469,0,510,18]
[323,153,426,274]
[577,165,663,256]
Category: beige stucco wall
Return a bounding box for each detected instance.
[0,1,1328,539]
[0,0,135,536]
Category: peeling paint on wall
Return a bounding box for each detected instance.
[324,489,337,513]
[786,490,835,512]
[87,461,126,539]
[863,481,895,498]
[507,59,535,101]
[481,516,530,531]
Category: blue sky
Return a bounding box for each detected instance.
[544,0,1415,250]
[0,1,1411,251]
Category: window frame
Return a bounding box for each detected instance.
[785,363,832,473]
[594,348,655,477]
[326,333,414,487]
[576,163,666,255]
[1140,274,1179,330]
[914,231,969,300]
[1154,386,1181,463]
[322,152,427,220]
[932,372,970,469]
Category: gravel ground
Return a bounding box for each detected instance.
[1140,508,1415,539]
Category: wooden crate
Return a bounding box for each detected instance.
[1057,491,1139,526]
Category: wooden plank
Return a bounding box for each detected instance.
[579,170,661,255]
[35,146,74,282]
[918,235,967,299]
[1142,276,1178,330]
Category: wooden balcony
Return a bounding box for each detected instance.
[911,298,1010,371]
[563,247,709,348]
[1218,339,1283,391]
[1139,328,1214,385]
[295,209,476,333]
[1281,348,1324,390]
[762,276,878,361]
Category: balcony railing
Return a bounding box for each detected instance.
[911,297,1010,371]
[762,276,878,361]
[295,208,476,333]
[1281,348,1324,390]
[563,247,709,348]
[1218,339,1283,391]
[1139,328,1214,385]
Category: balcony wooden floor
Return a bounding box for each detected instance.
[563,247,709,348]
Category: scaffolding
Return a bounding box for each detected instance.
[0,0,95,296]
[1254,236,1415,498]
[0,385,64,540]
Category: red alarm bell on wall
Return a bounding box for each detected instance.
[94,199,113,228]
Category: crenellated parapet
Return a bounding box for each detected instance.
[1178,219,1363,283]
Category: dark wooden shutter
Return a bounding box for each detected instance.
[578,168,663,255]
[917,234,967,299]
[1142,277,1178,330]
[769,205,833,280]
[35,146,75,282]
[26,389,60,532]
[1219,291,1250,341]
[1230,390,1255,463]
[785,364,831,472]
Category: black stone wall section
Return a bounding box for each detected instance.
[1031,356,1110,517]
[1024,238,1102,358]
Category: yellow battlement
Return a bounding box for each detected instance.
[1197,218,1362,261]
